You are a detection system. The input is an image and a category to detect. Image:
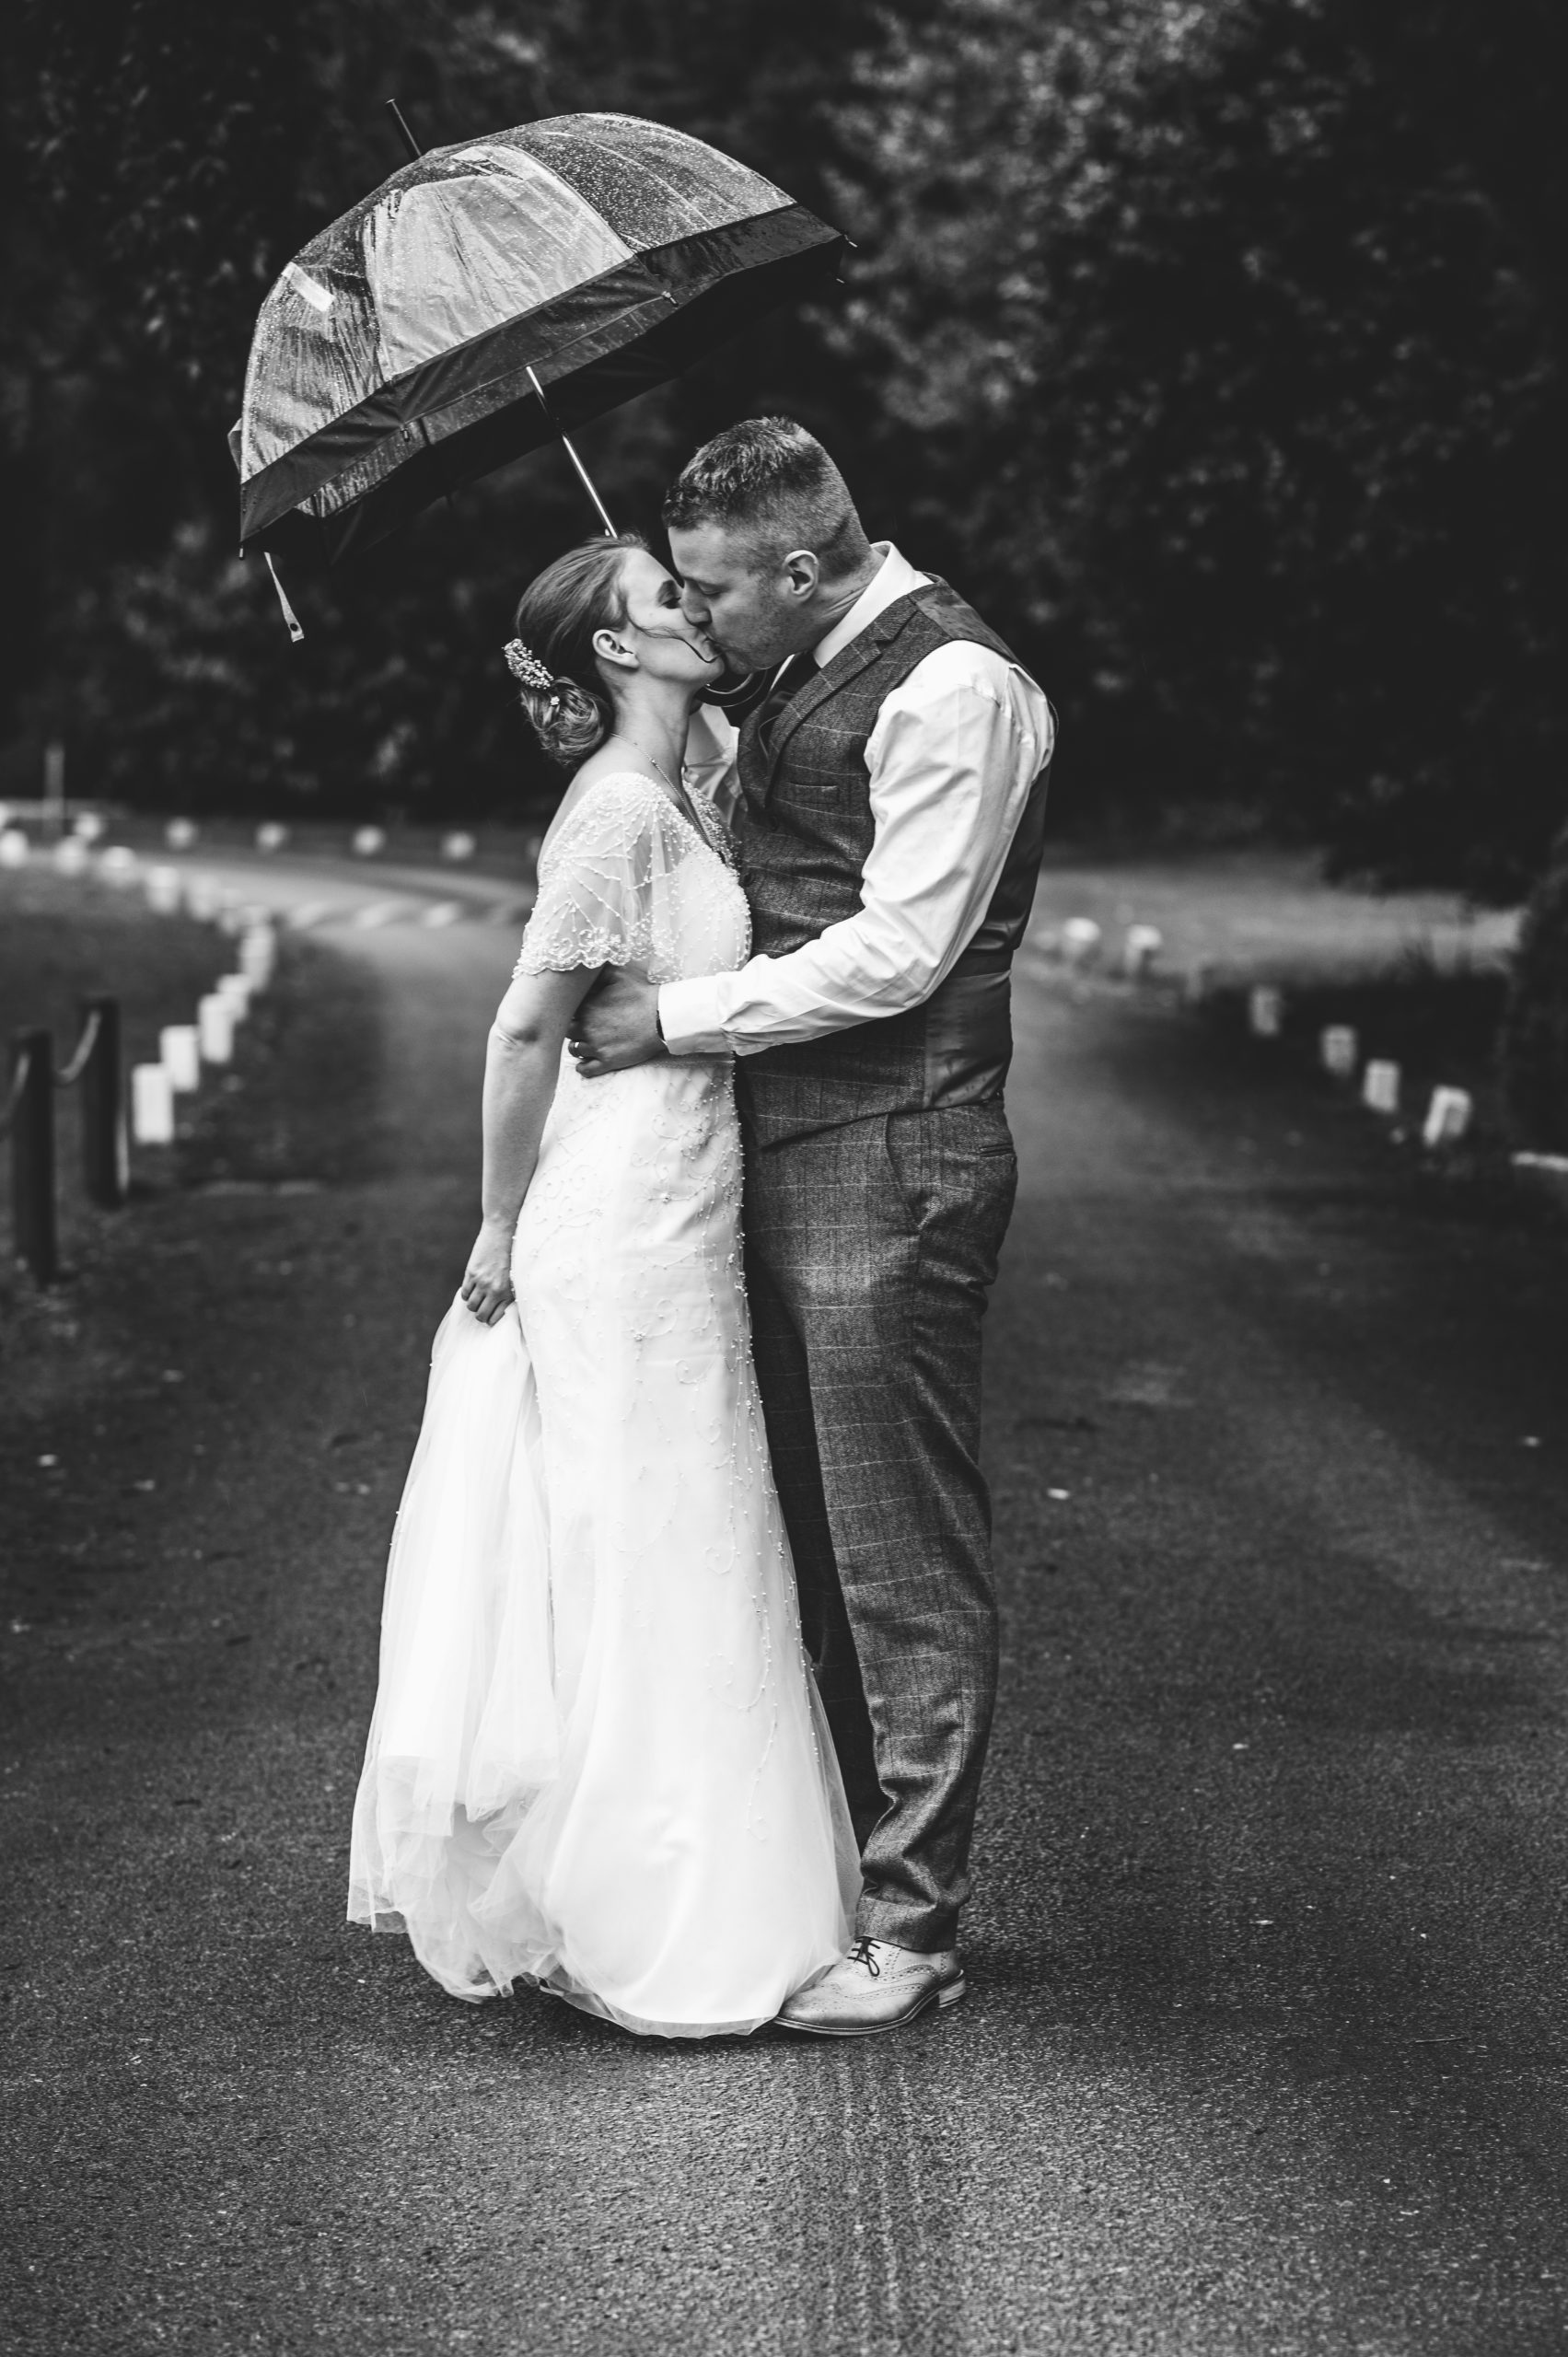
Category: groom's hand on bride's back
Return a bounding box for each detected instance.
[569,970,667,1077]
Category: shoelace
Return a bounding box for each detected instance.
[846,1935,881,1979]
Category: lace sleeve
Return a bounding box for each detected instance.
[513,773,700,985]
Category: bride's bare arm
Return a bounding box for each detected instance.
[460,964,602,1324]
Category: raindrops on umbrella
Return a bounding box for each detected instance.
[233,110,848,636]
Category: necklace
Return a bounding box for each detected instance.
[632,742,703,832]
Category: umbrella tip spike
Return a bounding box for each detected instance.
[385,98,423,164]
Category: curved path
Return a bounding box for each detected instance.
[5,893,1568,2354]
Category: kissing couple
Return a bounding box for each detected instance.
[348,417,1054,2038]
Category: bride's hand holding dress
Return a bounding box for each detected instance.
[457,960,605,1328]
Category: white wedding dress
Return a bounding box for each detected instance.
[348,772,859,2036]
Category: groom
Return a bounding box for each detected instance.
[571,419,1054,2034]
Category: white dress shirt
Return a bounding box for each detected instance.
[659,543,1053,1058]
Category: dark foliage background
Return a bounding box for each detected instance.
[3,0,1564,894]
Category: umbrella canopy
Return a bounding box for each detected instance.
[236,113,846,566]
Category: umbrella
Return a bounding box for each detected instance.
[235,112,847,577]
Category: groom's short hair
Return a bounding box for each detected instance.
[663,418,869,577]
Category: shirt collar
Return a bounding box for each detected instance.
[809,542,930,669]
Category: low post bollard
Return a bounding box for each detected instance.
[1249,986,1283,1038]
[132,1064,175,1145]
[1062,917,1103,968]
[75,995,128,1209]
[1319,1025,1358,1077]
[1363,1059,1400,1114]
[239,924,276,988]
[1423,1086,1473,1148]
[1123,924,1163,980]
[160,1025,201,1094]
[7,1028,57,1283]
[198,994,235,1065]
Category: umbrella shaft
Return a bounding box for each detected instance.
[559,434,618,538]
[526,366,617,537]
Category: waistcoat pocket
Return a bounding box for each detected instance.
[779,723,865,805]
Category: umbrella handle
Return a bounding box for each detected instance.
[525,366,618,538]
[265,553,305,644]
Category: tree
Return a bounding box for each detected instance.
[827,0,1568,895]
[1,0,889,818]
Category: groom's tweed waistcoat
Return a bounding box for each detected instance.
[733,575,1051,1137]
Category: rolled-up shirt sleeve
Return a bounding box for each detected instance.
[658,647,1052,1056]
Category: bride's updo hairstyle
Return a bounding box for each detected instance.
[505,530,647,770]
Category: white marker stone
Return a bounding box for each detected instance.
[0,829,28,868]
[352,826,387,857]
[99,845,138,884]
[165,819,199,851]
[185,876,222,922]
[52,838,88,877]
[1320,1025,1358,1077]
[239,925,277,983]
[1423,1086,1473,1147]
[198,995,235,1064]
[145,865,181,914]
[1062,917,1102,967]
[1123,923,1163,978]
[132,1063,175,1145]
[73,812,105,843]
[256,822,290,853]
[216,972,255,1012]
[1249,986,1283,1038]
[160,1025,201,1093]
[1363,1059,1400,1113]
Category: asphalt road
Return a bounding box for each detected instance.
[5,899,1568,2356]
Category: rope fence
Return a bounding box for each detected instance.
[0,1038,35,1141]
[6,900,276,1286]
[6,1003,125,1284]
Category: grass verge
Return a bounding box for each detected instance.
[0,871,230,1067]
[1200,963,1510,1134]
[0,897,384,1449]
[174,935,384,1191]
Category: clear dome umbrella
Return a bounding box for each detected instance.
[233,110,847,634]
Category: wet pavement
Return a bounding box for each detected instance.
[5,902,1568,2354]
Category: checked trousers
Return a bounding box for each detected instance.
[739,1095,1018,1953]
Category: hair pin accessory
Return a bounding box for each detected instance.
[504,638,555,692]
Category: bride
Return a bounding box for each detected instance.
[347,531,859,2036]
